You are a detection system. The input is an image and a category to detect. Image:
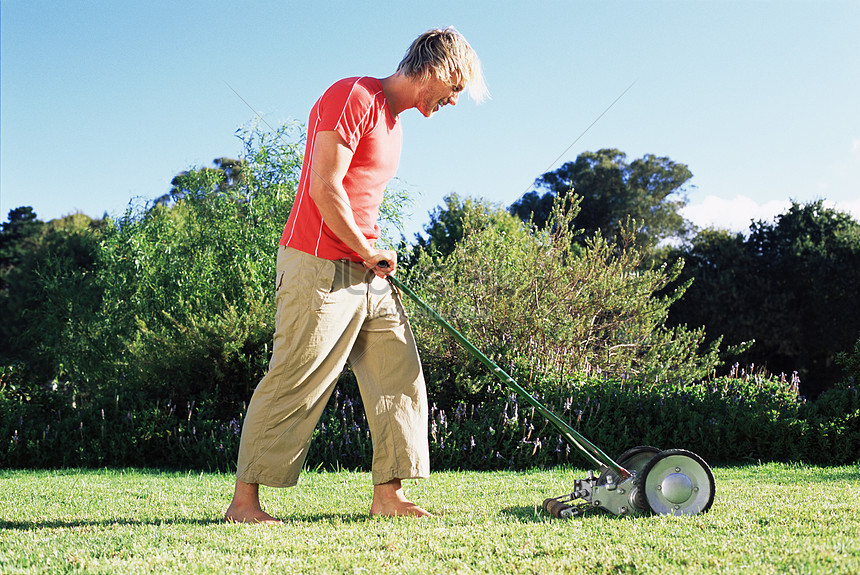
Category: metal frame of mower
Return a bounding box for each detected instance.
[542,446,715,517]
[387,274,716,518]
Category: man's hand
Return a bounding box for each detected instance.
[363,249,397,278]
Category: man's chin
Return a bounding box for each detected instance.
[422,104,441,118]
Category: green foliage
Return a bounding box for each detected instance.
[312,370,859,470]
[426,373,809,468]
[162,157,248,204]
[0,206,46,275]
[407,195,720,404]
[796,381,860,464]
[836,334,860,385]
[0,372,241,470]
[0,212,105,384]
[0,119,422,469]
[664,200,860,396]
[409,192,523,263]
[376,179,413,248]
[0,123,308,419]
[3,127,859,474]
[3,353,859,469]
[84,123,304,416]
[510,149,693,250]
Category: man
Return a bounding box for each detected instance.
[225,27,487,524]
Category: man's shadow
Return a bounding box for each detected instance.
[1,512,375,530]
[0,518,222,530]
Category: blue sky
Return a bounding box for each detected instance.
[2,0,858,241]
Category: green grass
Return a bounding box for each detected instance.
[1,464,859,574]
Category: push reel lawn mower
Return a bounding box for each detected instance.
[385,271,716,518]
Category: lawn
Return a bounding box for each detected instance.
[1,463,859,574]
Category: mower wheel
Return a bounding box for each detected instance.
[640,449,715,516]
[617,445,661,471]
[600,445,660,484]
[610,445,662,513]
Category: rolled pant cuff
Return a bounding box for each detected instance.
[236,471,300,489]
[372,466,430,486]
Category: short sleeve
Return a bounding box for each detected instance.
[315,78,376,152]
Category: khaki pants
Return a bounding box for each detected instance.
[236,246,429,487]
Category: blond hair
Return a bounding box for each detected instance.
[397,27,489,103]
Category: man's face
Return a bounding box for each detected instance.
[416,74,464,118]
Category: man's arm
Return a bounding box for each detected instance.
[308,130,396,276]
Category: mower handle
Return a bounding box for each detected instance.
[377,260,632,480]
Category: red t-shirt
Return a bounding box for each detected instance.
[280,77,402,261]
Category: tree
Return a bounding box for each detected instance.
[0,212,104,382]
[0,207,46,277]
[409,193,523,263]
[664,201,860,397]
[159,157,248,205]
[510,149,693,249]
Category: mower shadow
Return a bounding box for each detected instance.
[499,505,557,523]
[500,505,630,522]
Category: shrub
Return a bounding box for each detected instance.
[4,367,859,470]
[304,369,858,471]
[797,382,860,464]
[418,371,814,469]
[836,334,860,385]
[405,195,721,407]
[0,120,419,469]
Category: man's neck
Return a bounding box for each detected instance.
[379,72,418,117]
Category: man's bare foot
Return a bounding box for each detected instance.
[370,479,434,517]
[224,480,283,525]
[224,504,282,525]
